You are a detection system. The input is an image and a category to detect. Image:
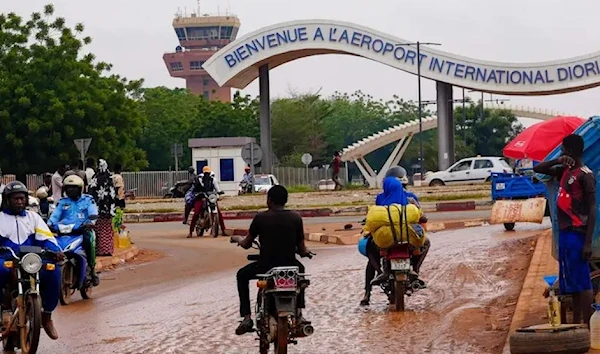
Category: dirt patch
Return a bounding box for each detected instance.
[127,249,165,266]
[446,237,536,354]
[101,336,133,344]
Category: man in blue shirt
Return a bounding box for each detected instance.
[0,181,62,339]
[48,175,100,286]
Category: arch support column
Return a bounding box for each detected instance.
[436,81,455,171]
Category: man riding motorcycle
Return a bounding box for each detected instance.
[0,181,62,339]
[360,166,430,306]
[188,166,225,238]
[47,175,100,286]
[231,185,312,335]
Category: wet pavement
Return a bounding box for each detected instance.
[38,220,550,354]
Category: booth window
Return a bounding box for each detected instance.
[196,160,208,174]
[220,158,234,181]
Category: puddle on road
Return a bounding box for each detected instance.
[58,225,539,354]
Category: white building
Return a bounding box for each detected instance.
[188,137,254,195]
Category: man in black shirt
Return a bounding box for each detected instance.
[231,185,312,335]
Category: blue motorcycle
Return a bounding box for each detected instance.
[55,224,94,305]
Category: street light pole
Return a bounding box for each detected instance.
[462,88,466,142]
[396,41,441,178]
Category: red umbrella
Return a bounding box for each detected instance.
[503,116,586,161]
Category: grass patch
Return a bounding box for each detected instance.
[286,185,314,193]
[124,208,179,214]
[419,192,490,202]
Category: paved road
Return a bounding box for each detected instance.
[38,219,550,353]
[126,209,493,233]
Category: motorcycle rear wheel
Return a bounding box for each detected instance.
[80,285,93,300]
[20,294,42,354]
[393,280,406,312]
[274,317,289,354]
[59,264,74,306]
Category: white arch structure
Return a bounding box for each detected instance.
[203,19,600,95]
[341,103,574,188]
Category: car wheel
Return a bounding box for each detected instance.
[429,179,445,187]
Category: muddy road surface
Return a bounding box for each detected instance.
[39,222,549,353]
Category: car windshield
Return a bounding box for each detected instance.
[499,158,511,168]
[254,176,270,185]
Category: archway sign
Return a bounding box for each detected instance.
[203,20,600,170]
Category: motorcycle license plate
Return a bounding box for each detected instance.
[390,259,410,271]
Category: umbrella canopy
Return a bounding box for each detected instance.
[503,116,586,161]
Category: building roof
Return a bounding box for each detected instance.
[188,137,256,148]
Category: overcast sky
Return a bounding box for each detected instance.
[4,0,600,124]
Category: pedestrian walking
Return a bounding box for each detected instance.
[51,164,67,202]
[331,151,343,191]
[88,159,116,257]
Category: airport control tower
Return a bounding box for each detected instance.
[163,10,240,102]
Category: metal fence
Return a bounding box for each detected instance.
[255,167,348,187]
[19,167,347,198]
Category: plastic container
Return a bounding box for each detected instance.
[591,304,600,349]
[118,230,131,248]
[547,289,561,327]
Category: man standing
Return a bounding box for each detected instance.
[51,164,67,202]
[331,151,343,191]
[64,159,88,188]
[113,163,126,209]
[0,168,5,194]
[534,134,596,326]
[85,157,96,183]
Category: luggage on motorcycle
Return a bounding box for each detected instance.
[364,204,426,249]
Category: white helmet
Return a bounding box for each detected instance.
[36,186,49,199]
[63,175,84,188]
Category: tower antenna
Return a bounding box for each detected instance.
[197,0,200,15]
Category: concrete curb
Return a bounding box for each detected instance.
[302,218,491,246]
[95,246,139,272]
[123,200,493,223]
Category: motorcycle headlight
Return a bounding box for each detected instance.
[208,194,218,204]
[21,253,42,274]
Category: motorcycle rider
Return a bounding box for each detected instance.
[47,175,100,286]
[36,186,53,221]
[360,166,430,305]
[188,166,222,238]
[0,181,62,339]
[182,166,196,225]
[231,185,312,335]
[240,166,253,194]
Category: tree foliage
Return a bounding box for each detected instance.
[137,89,259,170]
[0,4,147,174]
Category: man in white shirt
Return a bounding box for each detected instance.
[85,157,96,184]
[51,164,67,201]
[0,168,4,194]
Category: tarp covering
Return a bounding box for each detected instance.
[536,116,600,259]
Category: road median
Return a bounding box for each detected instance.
[123,200,493,223]
[95,245,139,272]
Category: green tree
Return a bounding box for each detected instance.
[138,87,199,170]
[0,4,147,176]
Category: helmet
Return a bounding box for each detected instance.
[63,175,84,188]
[2,181,28,198]
[400,175,409,185]
[36,186,49,199]
[187,166,195,174]
[202,166,211,173]
[385,166,407,179]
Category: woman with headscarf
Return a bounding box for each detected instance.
[360,169,429,306]
[88,159,117,256]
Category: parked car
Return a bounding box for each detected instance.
[253,174,279,193]
[423,156,513,186]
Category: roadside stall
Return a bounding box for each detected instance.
[490,116,585,231]
[536,116,600,312]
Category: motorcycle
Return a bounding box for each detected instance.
[195,191,223,237]
[378,243,425,311]
[231,239,315,354]
[54,224,93,305]
[238,180,253,195]
[0,245,58,354]
[163,180,188,198]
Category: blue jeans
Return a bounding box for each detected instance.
[558,229,593,294]
[0,259,61,312]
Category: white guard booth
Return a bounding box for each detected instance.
[188,137,255,195]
